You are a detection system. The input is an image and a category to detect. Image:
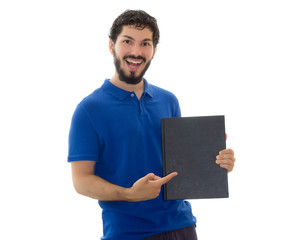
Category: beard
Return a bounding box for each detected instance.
[113,51,152,85]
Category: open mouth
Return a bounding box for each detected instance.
[125,58,144,71]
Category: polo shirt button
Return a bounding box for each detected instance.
[130,93,135,97]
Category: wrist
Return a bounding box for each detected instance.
[119,187,134,202]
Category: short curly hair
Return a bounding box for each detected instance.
[109,10,160,48]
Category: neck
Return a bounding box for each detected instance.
[110,74,145,100]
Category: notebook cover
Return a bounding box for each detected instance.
[161,116,228,200]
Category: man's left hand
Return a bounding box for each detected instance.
[216,148,235,173]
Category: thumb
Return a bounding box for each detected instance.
[144,173,156,181]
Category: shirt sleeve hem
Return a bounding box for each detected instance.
[67,156,98,162]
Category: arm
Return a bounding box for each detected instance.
[71,161,177,202]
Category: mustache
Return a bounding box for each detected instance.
[123,55,146,63]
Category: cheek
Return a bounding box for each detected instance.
[118,47,127,57]
[113,43,126,57]
[147,49,156,60]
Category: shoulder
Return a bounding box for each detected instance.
[69,87,109,126]
[70,88,102,120]
[148,83,179,103]
[77,86,109,113]
[80,87,102,105]
[147,82,181,117]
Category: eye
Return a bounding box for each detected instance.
[123,40,132,45]
[141,42,151,47]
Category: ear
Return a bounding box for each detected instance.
[109,39,114,55]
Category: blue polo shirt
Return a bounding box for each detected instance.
[68,79,196,240]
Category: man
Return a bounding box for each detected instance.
[68,10,235,240]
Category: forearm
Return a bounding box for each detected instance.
[73,174,131,201]
[71,161,177,202]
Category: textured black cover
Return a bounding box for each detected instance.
[161,116,228,200]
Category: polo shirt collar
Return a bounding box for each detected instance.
[102,79,153,100]
[143,79,154,98]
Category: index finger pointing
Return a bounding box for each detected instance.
[159,172,178,185]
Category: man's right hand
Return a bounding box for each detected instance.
[126,172,178,202]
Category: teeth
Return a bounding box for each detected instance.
[126,59,143,64]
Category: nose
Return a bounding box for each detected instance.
[131,44,143,58]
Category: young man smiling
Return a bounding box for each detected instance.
[109,23,156,99]
[68,10,235,240]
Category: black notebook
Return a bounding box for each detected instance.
[161,116,228,200]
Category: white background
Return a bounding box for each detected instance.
[1,0,299,239]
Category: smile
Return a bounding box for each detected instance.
[125,59,143,65]
[125,58,144,71]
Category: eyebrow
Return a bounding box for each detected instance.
[121,35,153,42]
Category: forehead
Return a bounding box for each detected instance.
[117,25,153,41]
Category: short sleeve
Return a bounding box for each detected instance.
[68,104,100,162]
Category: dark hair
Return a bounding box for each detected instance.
[109,10,160,48]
